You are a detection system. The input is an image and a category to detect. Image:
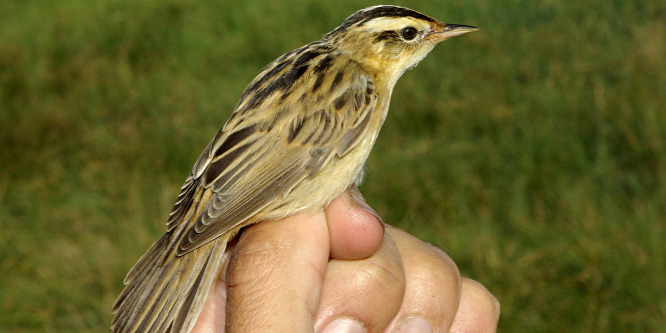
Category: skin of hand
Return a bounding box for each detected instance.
[191,189,499,333]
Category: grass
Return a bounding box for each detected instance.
[1,0,664,331]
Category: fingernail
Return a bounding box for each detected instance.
[348,186,384,224]
[321,318,365,333]
[395,318,432,333]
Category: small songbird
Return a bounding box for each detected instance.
[112,5,476,332]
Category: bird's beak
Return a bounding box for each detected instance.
[428,23,478,43]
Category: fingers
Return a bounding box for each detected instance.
[314,234,406,333]
[326,186,384,259]
[225,211,330,332]
[383,225,463,333]
[194,186,499,332]
[314,222,499,333]
[449,278,500,333]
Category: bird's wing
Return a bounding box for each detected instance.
[114,45,378,333]
[169,51,378,255]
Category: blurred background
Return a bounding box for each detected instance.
[1,0,664,331]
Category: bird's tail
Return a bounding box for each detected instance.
[111,232,229,333]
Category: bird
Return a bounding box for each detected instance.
[111,5,476,333]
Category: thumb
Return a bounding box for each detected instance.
[326,186,384,260]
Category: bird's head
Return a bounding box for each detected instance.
[324,5,477,86]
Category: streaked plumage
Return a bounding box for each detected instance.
[112,5,476,332]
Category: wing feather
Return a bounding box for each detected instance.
[173,55,377,255]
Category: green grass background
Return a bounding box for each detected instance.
[1,0,664,331]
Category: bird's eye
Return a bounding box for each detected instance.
[401,27,418,41]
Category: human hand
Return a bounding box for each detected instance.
[192,188,499,332]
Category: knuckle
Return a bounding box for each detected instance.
[357,260,406,290]
[462,278,500,317]
[413,244,461,291]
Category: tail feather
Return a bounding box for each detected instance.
[173,246,223,333]
[123,232,171,285]
[111,233,229,333]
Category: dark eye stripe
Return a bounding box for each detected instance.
[374,31,400,42]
